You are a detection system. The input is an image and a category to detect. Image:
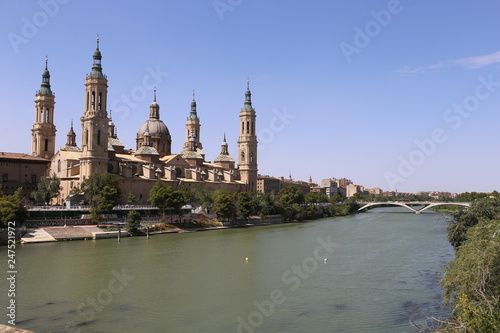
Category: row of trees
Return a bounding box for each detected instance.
[146,183,358,222]
[432,197,500,331]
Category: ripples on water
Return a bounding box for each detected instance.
[5,207,454,333]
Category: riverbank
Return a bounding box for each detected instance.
[19,220,289,244]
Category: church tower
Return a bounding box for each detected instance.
[183,91,203,150]
[80,38,109,181]
[31,58,57,159]
[237,80,258,191]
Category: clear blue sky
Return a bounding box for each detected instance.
[1,0,500,194]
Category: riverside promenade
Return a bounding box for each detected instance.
[21,226,124,243]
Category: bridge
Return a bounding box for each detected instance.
[357,201,470,214]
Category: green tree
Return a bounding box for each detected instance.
[148,181,172,216]
[441,218,500,331]
[193,185,214,212]
[237,192,252,219]
[32,173,61,205]
[81,173,121,223]
[278,184,305,205]
[81,173,120,206]
[330,193,343,203]
[447,197,500,249]
[126,210,142,235]
[277,184,305,221]
[127,191,138,205]
[305,191,329,204]
[148,181,186,221]
[0,187,28,227]
[212,190,235,221]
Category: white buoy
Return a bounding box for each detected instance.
[245,257,249,262]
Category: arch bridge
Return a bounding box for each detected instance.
[357,201,470,214]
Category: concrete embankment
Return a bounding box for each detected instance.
[21,226,128,243]
[0,324,36,332]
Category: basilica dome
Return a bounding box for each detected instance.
[138,119,170,137]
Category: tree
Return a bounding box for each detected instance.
[237,192,252,219]
[277,184,305,221]
[81,173,121,223]
[81,173,121,206]
[127,191,138,205]
[148,181,172,216]
[278,184,305,206]
[0,187,28,227]
[148,181,186,222]
[32,173,61,205]
[441,218,500,331]
[126,210,142,235]
[212,190,235,221]
[447,197,500,249]
[305,191,329,204]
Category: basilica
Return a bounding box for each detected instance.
[29,39,258,205]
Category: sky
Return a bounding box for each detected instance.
[1,0,500,194]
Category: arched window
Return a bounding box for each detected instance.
[250,152,254,162]
[87,91,89,110]
[85,130,89,146]
[91,91,96,110]
[40,109,43,123]
[57,160,61,173]
[98,92,102,110]
[246,121,250,134]
[44,139,48,151]
[241,151,245,162]
[46,108,50,123]
[242,122,244,134]
[251,121,255,135]
[97,130,101,145]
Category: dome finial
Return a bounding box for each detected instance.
[96,34,100,50]
[70,119,73,130]
[247,78,250,90]
[192,90,195,100]
[45,55,48,70]
[223,132,226,142]
[153,87,157,102]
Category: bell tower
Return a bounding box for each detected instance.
[31,58,57,159]
[237,80,258,191]
[80,37,109,181]
[183,91,203,150]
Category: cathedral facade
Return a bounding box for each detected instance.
[30,39,258,205]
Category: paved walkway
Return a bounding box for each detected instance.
[21,228,56,243]
[43,226,94,240]
[21,226,125,243]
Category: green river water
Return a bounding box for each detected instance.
[2,207,454,332]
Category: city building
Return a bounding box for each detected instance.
[257,175,281,194]
[0,153,50,199]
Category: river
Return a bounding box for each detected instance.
[3,207,454,332]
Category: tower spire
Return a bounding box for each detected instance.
[39,57,52,95]
[90,35,103,78]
